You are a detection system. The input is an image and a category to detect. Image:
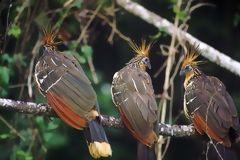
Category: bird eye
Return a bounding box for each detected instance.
[140,57,151,69]
[185,64,192,71]
[141,57,149,64]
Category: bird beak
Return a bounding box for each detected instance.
[146,61,151,69]
[179,69,185,76]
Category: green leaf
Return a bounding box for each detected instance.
[47,119,60,130]
[0,87,8,97]
[72,0,83,8]
[81,45,93,59]
[43,131,67,148]
[177,10,187,21]
[16,150,33,160]
[0,66,10,86]
[68,40,78,50]
[173,6,187,21]
[1,54,13,64]
[65,51,86,63]
[34,116,46,132]
[0,133,10,139]
[8,24,22,38]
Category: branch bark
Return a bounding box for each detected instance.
[0,98,195,137]
[115,0,240,77]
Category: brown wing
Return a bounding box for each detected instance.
[185,75,240,147]
[35,48,97,129]
[47,91,87,129]
[112,66,158,146]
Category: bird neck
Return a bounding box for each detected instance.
[184,72,194,88]
[184,68,201,88]
[126,56,146,71]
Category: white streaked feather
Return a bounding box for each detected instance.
[39,78,44,84]
[193,106,201,113]
[113,72,119,79]
[142,81,147,91]
[113,91,122,95]
[63,63,67,68]
[183,95,190,118]
[187,81,194,87]
[186,96,197,105]
[131,78,139,93]
[51,58,57,66]
[45,76,62,92]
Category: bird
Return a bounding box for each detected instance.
[111,40,158,160]
[180,43,240,148]
[34,27,112,159]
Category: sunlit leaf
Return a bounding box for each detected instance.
[0,66,10,85]
[173,6,187,21]
[0,133,10,139]
[8,24,22,38]
[47,119,60,130]
[16,150,33,160]
[81,45,93,59]
[72,0,83,8]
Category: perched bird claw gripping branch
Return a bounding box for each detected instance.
[180,43,240,148]
[34,27,112,159]
[111,40,158,160]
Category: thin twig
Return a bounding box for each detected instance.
[0,115,25,141]
[157,0,182,159]
[116,0,240,77]
[76,4,102,45]
[92,12,130,42]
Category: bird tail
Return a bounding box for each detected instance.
[137,143,156,160]
[83,118,112,159]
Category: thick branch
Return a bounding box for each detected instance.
[116,0,240,77]
[0,98,195,137]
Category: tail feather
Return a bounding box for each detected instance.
[84,118,112,159]
[137,143,156,160]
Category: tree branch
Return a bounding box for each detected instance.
[0,98,195,137]
[116,0,240,77]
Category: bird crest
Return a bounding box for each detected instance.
[181,43,205,68]
[42,26,58,49]
[129,39,152,57]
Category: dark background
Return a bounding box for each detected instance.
[0,0,240,159]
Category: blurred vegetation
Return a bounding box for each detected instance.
[0,0,240,160]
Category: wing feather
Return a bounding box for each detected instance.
[35,49,97,120]
[185,75,239,146]
[112,66,158,146]
[47,91,87,129]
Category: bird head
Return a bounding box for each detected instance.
[41,26,58,51]
[180,43,204,76]
[128,39,152,70]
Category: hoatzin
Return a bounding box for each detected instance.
[34,28,112,158]
[111,40,158,160]
[180,43,240,147]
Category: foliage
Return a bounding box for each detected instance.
[0,0,240,160]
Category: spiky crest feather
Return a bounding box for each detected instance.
[129,39,152,57]
[42,26,58,49]
[181,43,205,69]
